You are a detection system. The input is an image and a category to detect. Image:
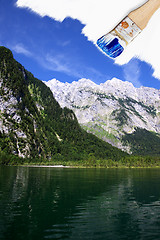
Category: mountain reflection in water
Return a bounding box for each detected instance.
[0,166,160,240]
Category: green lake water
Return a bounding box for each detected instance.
[0,166,160,240]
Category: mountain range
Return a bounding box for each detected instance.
[0,46,160,163]
[0,46,126,162]
[45,78,160,155]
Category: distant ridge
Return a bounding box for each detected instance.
[46,77,160,154]
[0,46,126,161]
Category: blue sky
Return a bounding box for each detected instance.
[0,0,160,89]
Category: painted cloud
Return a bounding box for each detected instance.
[16,0,160,78]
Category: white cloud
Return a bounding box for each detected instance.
[12,43,32,56]
[16,0,160,79]
[46,54,75,74]
[38,52,108,82]
[38,53,82,78]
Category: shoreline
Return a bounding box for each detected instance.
[18,164,160,169]
[2,157,160,169]
[21,164,71,168]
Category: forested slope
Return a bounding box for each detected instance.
[0,46,127,164]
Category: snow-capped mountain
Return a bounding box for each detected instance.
[45,78,160,152]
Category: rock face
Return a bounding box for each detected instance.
[45,78,160,152]
[0,76,30,158]
[0,46,126,160]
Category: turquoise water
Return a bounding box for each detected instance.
[0,166,160,239]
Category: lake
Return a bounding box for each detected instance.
[0,166,160,240]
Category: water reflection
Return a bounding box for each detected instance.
[0,167,160,240]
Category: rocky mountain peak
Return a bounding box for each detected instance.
[45,77,160,153]
[1,46,128,161]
